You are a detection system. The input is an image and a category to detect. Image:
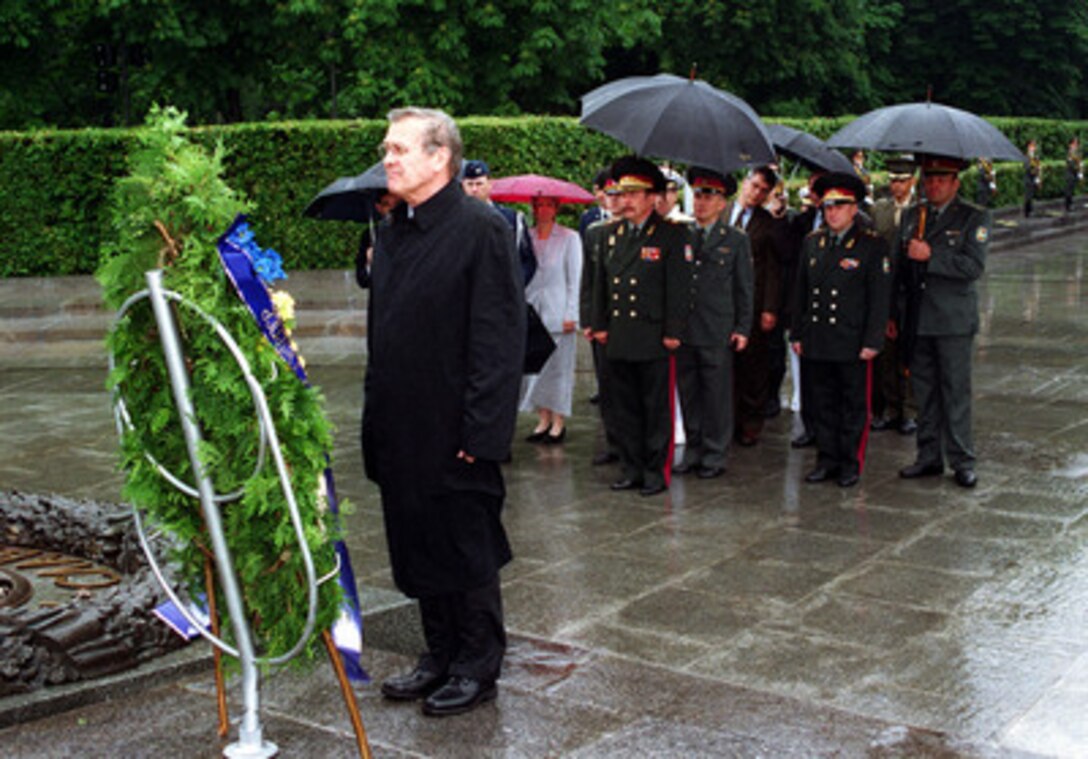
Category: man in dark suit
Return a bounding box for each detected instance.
[791,173,891,488]
[579,167,612,237]
[728,165,783,446]
[580,174,621,466]
[897,155,991,488]
[785,173,826,449]
[590,157,691,496]
[673,168,753,479]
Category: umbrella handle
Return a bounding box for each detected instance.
[915,206,927,239]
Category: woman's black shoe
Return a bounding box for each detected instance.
[543,428,566,444]
[525,429,549,443]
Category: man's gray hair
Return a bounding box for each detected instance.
[387,107,463,178]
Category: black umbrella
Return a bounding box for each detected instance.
[826,101,1024,162]
[580,73,775,174]
[304,162,387,221]
[765,123,854,174]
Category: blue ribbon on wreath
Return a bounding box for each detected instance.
[216,214,367,682]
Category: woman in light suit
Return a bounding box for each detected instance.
[522,196,583,443]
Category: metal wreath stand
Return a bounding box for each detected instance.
[109,270,372,759]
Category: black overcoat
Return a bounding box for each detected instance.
[362,179,526,597]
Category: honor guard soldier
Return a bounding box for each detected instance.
[590,157,692,496]
[790,173,891,488]
[1065,136,1082,212]
[975,158,997,207]
[897,155,990,488]
[673,168,754,480]
[1023,140,1042,217]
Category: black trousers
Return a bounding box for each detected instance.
[593,341,619,457]
[734,326,771,439]
[809,358,872,478]
[417,575,505,682]
[607,356,671,488]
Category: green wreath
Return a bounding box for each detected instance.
[97,106,342,666]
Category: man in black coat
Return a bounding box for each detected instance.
[590,156,692,496]
[727,165,784,446]
[791,173,891,488]
[897,155,990,488]
[673,168,753,479]
[364,107,526,716]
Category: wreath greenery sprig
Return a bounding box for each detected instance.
[97,105,342,667]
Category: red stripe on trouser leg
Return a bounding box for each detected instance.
[664,354,676,488]
[856,358,873,474]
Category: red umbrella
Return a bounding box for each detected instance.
[488,174,595,204]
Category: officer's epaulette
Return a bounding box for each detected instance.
[860,226,882,239]
[804,227,825,240]
[586,216,620,233]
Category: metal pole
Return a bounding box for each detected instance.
[145,270,276,759]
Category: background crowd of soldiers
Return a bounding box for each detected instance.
[575,150,997,494]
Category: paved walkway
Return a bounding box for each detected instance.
[2,200,1088,757]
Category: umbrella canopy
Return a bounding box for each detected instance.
[303,161,387,221]
[489,174,596,204]
[827,102,1024,162]
[580,73,775,174]
[765,123,854,174]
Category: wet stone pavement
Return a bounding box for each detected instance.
[2,221,1088,756]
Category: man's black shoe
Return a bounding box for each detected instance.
[421,676,497,717]
[804,466,839,483]
[791,432,816,449]
[639,482,667,496]
[381,667,446,701]
[898,418,918,435]
[899,461,944,479]
[672,461,695,475]
[954,469,978,488]
[589,393,601,405]
[592,451,619,466]
[610,478,641,491]
[696,465,725,479]
[870,416,896,431]
[838,473,860,488]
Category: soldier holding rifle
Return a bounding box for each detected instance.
[897,155,991,489]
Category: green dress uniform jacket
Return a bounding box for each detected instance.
[683,221,754,346]
[897,198,989,338]
[790,224,891,362]
[590,212,692,360]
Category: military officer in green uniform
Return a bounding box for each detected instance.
[590,157,691,496]
[791,173,891,488]
[897,155,990,488]
[673,168,754,480]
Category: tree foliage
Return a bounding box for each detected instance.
[0,0,1086,128]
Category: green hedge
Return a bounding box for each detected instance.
[2,115,1086,277]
